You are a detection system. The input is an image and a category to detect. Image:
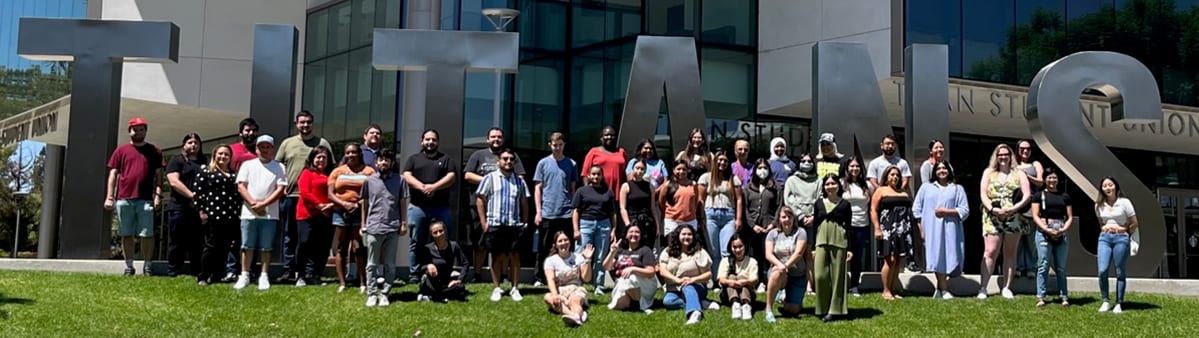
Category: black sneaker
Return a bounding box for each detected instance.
[220,272,237,283]
[124,268,135,276]
[407,276,420,285]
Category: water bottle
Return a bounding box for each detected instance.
[532,228,540,254]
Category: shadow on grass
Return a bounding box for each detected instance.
[1120,301,1161,311]
[0,292,36,320]
[843,307,883,321]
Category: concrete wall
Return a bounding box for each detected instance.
[756,0,893,118]
[92,0,307,121]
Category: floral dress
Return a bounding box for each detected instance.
[982,170,1025,235]
[877,195,914,257]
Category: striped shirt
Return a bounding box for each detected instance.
[476,171,530,226]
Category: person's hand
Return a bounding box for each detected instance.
[103,197,115,211]
[846,251,854,263]
[734,218,742,232]
[773,263,787,273]
[679,276,693,287]
[481,221,490,233]
[610,239,623,252]
[573,230,581,242]
[199,211,209,224]
[754,225,767,234]
[447,280,460,288]
[420,184,435,197]
[581,244,595,261]
[427,264,439,278]
[153,196,161,210]
[341,201,358,211]
[619,267,632,279]
[548,295,562,309]
[803,216,814,227]
[319,203,335,213]
[874,229,883,240]
[535,214,543,226]
[359,226,366,236]
[400,222,409,236]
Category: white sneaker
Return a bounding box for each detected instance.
[594,286,606,295]
[295,279,307,287]
[941,291,955,300]
[1112,304,1123,314]
[756,284,766,294]
[643,309,655,315]
[1001,288,1014,299]
[378,295,391,307]
[533,280,544,287]
[510,288,524,302]
[257,275,271,291]
[731,303,743,319]
[685,311,702,325]
[366,295,379,307]
[850,287,861,297]
[1098,302,1111,312]
[580,311,589,323]
[490,287,504,302]
[417,294,431,302]
[359,286,367,295]
[704,300,720,311]
[976,288,988,299]
[233,274,250,290]
[740,303,753,320]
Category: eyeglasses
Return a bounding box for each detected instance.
[500,156,515,161]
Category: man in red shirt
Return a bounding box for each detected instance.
[104,117,165,276]
[581,126,627,200]
[229,118,260,172]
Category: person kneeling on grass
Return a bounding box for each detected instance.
[604,224,659,314]
[417,221,470,302]
[718,234,759,320]
[659,225,717,325]
[360,148,409,307]
[764,206,808,323]
[543,231,596,327]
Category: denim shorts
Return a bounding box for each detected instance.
[332,209,362,227]
[240,219,278,251]
[771,267,807,306]
[116,199,155,238]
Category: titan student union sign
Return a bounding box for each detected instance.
[18,17,1167,277]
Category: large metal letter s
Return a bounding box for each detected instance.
[617,36,706,154]
[812,42,892,160]
[1026,51,1165,277]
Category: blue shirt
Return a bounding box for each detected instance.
[534,155,576,219]
[476,171,530,226]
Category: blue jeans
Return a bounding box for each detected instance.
[280,197,299,273]
[408,206,453,276]
[1035,230,1068,299]
[578,219,611,288]
[848,227,870,288]
[664,284,709,315]
[704,207,736,277]
[1097,232,1130,303]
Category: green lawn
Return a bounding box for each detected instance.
[1,270,1196,337]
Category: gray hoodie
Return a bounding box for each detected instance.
[784,168,821,217]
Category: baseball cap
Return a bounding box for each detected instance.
[255,135,275,146]
[128,117,148,128]
[819,133,836,144]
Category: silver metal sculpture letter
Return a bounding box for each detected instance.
[249,24,299,139]
[18,18,180,258]
[812,42,892,160]
[617,36,706,154]
[1026,51,1164,277]
[372,28,519,228]
[903,44,950,192]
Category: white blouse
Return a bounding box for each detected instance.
[1096,197,1136,228]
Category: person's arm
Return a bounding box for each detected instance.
[520,191,530,226]
[238,181,256,206]
[870,190,883,238]
[579,250,594,284]
[867,163,880,190]
[952,185,970,219]
[656,184,669,213]
[619,184,631,225]
[717,259,733,286]
[692,264,713,284]
[602,241,620,272]
[463,154,484,185]
[785,235,807,270]
[327,170,355,210]
[544,265,560,300]
[399,195,409,235]
[1031,200,1049,233]
[263,181,287,207]
[1009,171,1032,215]
[166,160,194,201]
[534,182,545,226]
[744,258,760,286]
[402,171,425,191]
[580,150,595,179]
[1028,161,1045,187]
[979,169,994,213]
[1060,205,1074,237]
[430,171,457,191]
[734,181,744,232]
[696,174,709,209]
[658,255,681,285]
[105,168,119,202]
[298,171,320,213]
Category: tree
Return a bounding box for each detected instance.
[0,144,43,255]
[0,62,72,121]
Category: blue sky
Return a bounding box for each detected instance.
[0,0,87,70]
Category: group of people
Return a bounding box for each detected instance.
[103,113,1141,327]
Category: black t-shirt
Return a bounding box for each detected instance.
[1033,190,1071,220]
[625,180,653,214]
[165,153,207,211]
[403,151,459,208]
[611,246,657,274]
[465,148,526,205]
[572,185,615,221]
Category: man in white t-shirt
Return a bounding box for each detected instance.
[866,134,912,192]
[234,135,288,291]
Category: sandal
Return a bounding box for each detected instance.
[1036,299,1046,308]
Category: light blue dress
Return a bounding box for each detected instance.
[913,182,970,276]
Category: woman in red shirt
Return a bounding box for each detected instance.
[295,145,335,287]
[582,126,627,201]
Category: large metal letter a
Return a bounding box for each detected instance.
[617,36,706,154]
[812,42,892,161]
[18,18,180,258]
[1026,52,1165,277]
[372,28,519,230]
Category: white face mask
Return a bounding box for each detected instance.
[755,168,770,179]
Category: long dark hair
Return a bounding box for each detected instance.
[635,138,658,162]
[821,173,844,198]
[548,231,572,256]
[180,132,203,151]
[707,149,732,195]
[1095,176,1125,205]
[750,158,776,190]
[665,160,691,205]
[305,145,334,175]
[840,156,867,192]
[724,233,746,276]
[667,225,699,257]
[929,159,955,184]
[882,166,903,190]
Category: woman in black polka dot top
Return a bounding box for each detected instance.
[194,144,243,286]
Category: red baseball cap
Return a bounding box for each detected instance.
[128,117,148,128]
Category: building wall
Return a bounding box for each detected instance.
[93,0,308,122]
[756,0,893,119]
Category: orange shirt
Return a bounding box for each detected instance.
[663,182,698,222]
[328,165,376,203]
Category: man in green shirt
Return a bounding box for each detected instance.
[274,110,333,283]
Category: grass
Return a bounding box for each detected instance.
[1,270,1197,337]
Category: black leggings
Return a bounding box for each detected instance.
[296,216,334,279]
[420,275,467,300]
[198,220,237,283]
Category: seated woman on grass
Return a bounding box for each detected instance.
[659,225,716,325]
[543,231,596,327]
[415,221,470,302]
[718,234,759,320]
[764,206,808,323]
[604,223,659,314]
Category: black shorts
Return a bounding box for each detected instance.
[483,226,526,254]
[466,206,484,248]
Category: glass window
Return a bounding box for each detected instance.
[376,0,402,29]
[347,48,374,140]
[962,1,1015,83]
[607,0,642,41]
[302,60,327,121]
[569,50,605,153]
[1014,0,1064,84]
[605,42,635,129]
[329,2,353,54]
[323,53,350,142]
[513,58,565,150]
[441,0,459,29]
[701,48,753,120]
[373,70,399,147]
[519,0,568,52]
[351,0,377,48]
[701,0,754,46]
[906,0,962,76]
[646,0,696,37]
[572,1,607,48]
[305,11,329,62]
[464,72,506,147]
